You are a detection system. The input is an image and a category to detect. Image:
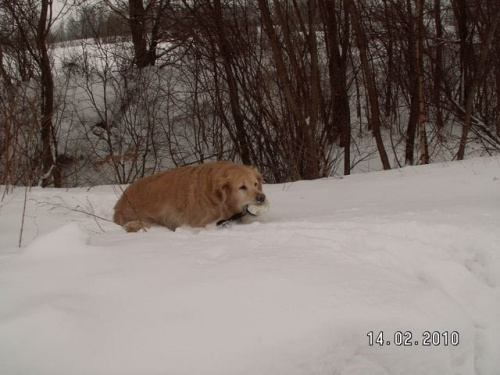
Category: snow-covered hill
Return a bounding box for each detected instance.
[1,157,499,374]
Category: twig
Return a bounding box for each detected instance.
[40,201,114,223]
[87,197,105,233]
[18,186,29,248]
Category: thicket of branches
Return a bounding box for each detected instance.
[1,0,499,186]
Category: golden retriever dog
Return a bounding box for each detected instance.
[113,161,269,232]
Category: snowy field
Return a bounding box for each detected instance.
[1,156,499,374]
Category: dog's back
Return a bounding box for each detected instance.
[113,161,235,231]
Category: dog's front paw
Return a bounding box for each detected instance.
[123,220,150,233]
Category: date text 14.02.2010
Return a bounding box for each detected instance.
[367,331,460,347]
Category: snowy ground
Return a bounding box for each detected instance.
[1,157,499,375]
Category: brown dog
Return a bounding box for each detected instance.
[113,161,269,232]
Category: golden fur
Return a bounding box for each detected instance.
[113,161,267,232]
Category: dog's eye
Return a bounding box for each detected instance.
[239,185,247,190]
[254,182,258,187]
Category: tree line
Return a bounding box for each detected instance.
[1,0,499,187]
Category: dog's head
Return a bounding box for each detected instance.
[217,165,268,214]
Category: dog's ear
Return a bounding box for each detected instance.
[216,177,231,202]
[252,168,263,185]
[250,165,262,178]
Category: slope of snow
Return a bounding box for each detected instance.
[1,157,499,374]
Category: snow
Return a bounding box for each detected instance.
[1,156,499,374]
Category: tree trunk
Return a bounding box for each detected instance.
[457,9,500,159]
[433,0,444,132]
[38,0,61,187]
[212,0,251,165]
[496,57,500,138]
[404,0,428,165]
[348,0,391,170]
[319,0,351,175]
[257,0,320,179]
[416,0,429,164]
[307,0,321,177]
[128,0,152,68]
[452,0,474,104]
[405,85,419,165]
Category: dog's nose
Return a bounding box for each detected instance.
[256,193,266,204]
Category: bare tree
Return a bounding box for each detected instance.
[432,0,444,133]
[257,0,320,179]
[319,0,352,175]
[2,0,62,186]
[347,0,391,170]
[3,0,500,188]
[416,0,429,164]
[457,9,500,159]
[104,0,171,68]
[211,0,251,165]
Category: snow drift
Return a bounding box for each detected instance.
[1,157,499,374]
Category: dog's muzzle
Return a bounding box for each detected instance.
[246,198,270,216]
[256,193,266,204]
[216,199,270,227]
